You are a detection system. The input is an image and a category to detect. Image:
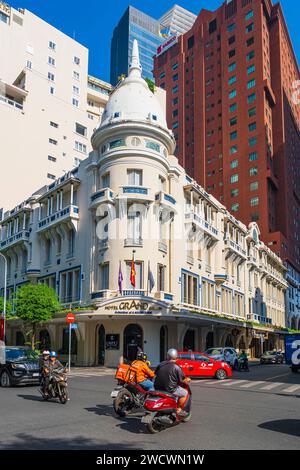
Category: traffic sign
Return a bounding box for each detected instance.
[70,323,78,329]
[66,313,76,324]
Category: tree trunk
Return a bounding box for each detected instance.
[31,323,36,351]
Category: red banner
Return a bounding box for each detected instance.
[0,318,4,342]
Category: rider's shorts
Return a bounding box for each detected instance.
[172,386,188,398]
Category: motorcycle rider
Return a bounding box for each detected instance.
[239,350,249,371]
[154,348,190,417]
[40,350,51,395]
[129,352,155,391]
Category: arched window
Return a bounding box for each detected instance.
[160,326,168,362]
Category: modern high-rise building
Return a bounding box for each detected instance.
[0,2,111,212]
[159,4,196,36]
[110,4,196,86]
[153,0,300,328]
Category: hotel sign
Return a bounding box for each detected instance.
[156,35,178,56]
[104,300,162,315]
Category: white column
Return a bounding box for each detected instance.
[22,212,26,230]
[56,192,59,212]
[47,198,50,216]
[60,191,63,210]
[70,184,74,206]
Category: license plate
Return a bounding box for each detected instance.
[111,390,119,398]
[32,373,39,377]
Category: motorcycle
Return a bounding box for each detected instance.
[238,357,249,372]
[40,367,69,404]
[111,381,149,417]
[141,381,192,434]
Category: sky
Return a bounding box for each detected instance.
[8,0,300,82]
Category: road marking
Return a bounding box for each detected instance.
[240,381,265,388]
[192,379,214,384]
[222,380,249,386]
[260,382,283,391]
[264,373,290,381]
[281,385,300,394]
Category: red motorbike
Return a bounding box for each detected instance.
[141,381,192,433]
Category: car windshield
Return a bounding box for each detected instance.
[264,351,276,356]
[206,348,223,355]
[5,348,39,361]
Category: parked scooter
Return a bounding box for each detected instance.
[141,381,192,434]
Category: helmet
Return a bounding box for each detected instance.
[137,351,147,362]
[42,350,50,356]
[167,348,178,360]
[50,351,57,358]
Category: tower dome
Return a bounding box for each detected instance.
[99,40,168,130]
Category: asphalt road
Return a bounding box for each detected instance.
[0,364,299,450]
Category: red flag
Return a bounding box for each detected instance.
[130,256,136,288]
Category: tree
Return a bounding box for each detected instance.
[0,296,12,317]
[145,77,156,94]
[15,284,61,350]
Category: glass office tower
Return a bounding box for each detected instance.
[110,6,164,86]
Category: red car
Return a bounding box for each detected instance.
[176,351,233,380]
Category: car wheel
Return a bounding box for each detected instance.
[215,368,227,380]
[0,371,12,387]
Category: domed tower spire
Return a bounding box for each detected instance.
[129,39,142,78]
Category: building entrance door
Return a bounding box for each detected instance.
[123,324,143,361]
[98,325,105,366]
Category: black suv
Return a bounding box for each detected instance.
[0,347,40,387]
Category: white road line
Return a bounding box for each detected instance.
[192,380,214,384]
[260,382,283,391]
[281,385,300,394]
[240,381,265,388]
[222,380,249,386]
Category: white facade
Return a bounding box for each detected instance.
[0,2,111,212]
[1,41,288,366]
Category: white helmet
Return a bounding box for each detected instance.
[167,348,178,360]
[42,350,50,356]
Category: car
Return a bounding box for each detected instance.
[0,347,40,387]
[176,351,233,380]
[205,347,239,370]
[260,350,285,365]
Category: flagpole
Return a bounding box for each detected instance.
[147,260,149,297]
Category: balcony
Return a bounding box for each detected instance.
[247,255,259,268]
[155,191,176,210]
[0,94,23,111]
[37,205,79,232]
[186,255,194,266]
[118,186,153,203]
[154,291,174,302]
[124,238,143,248]
[121,290,146,297]
[185,211,219,239]
[247,314,272,325]
[90,188,114,208]
[158,241,168,254]
[224,238,247,259]
[99,238,109,250]
[0,230,30,250]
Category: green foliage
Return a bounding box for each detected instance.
[145,77,156,94]
[15,284,60,324]
[0,296,13,316]
[15,284,61,349]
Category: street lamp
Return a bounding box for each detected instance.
[0,252,7,344]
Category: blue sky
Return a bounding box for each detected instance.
[8,0,300,82]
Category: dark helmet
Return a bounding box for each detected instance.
[137,351,147,362]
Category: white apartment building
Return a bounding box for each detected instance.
[0,41,288,366]
[0,2,111,212]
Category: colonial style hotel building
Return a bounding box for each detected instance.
[0,42,288,366]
